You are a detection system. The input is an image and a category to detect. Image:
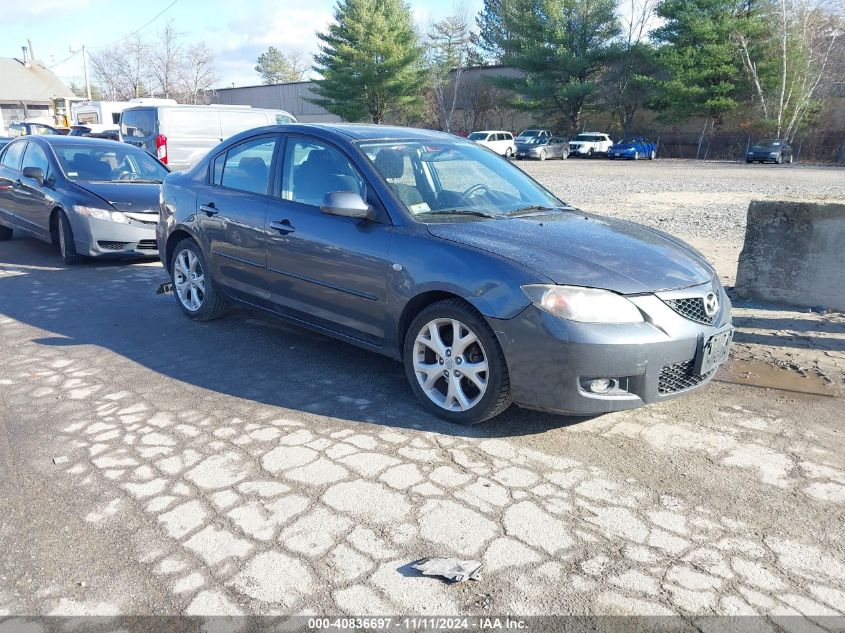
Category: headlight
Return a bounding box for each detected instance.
[521,285,644,323]
[73,205,129,224]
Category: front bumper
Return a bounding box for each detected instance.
[488,286,732,415]
[69,214,159,258]
[609,149,636,158]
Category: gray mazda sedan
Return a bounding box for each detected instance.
[158,124,732,424]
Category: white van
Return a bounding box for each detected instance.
[119,104,298,170]
[467,130,516,157]
[71,100,155,131]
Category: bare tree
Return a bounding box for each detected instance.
[149,21,183,98]
[427,4,475,132]
[611,0,659,134]
[736,0,844,139]
[89,34,153,101]
[180,43,217,104]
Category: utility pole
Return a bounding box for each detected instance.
[82,45,92,101]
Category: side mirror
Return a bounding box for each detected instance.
[320,191,373,220]
[22,166,45,186]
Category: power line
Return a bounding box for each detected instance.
[48,49,80,69]
[90,0,182,50]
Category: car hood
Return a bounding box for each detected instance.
[426,211,714,294]
[75,181,161,214]
[516,142,545,150]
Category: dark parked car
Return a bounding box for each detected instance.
[608,137,657,160]
[746,139,793,164]
[158,124,732,424]
[515,136,569,161]
[0,136,169,263]
[8,121,65,137]
[85,129,121,142]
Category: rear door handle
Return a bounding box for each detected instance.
[271,219,295,235]
[199,203,218,216]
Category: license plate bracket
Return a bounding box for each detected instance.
[694,328,733,376]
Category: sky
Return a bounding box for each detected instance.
[4,0,483,91]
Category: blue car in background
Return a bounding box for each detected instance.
[608,138,657,160]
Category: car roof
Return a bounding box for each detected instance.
[25,135,133,149]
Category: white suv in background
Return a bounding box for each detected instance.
[569,132,613,157]
[467,130,516,157]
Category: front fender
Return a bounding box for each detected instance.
[387,228,548,324]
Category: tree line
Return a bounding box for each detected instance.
[295,0,843,140]
[75,23,216,104]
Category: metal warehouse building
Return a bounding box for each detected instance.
[210,81,342,123]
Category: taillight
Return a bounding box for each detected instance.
[156,134,168,164]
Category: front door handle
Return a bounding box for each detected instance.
[199,202,218,216]
[271,219,296,235]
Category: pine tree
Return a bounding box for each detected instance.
[649,0,747,123]
[477,0,622,133]
[255,47,307,84]
[310,0,425,123]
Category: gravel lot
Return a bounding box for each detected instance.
[0,160,843,627]
[519,159,845,282]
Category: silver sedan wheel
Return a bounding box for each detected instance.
[173,248,205,312]
[413,318,488,411]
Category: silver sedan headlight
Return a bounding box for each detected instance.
[74,205,129,224]
[522,285,644,323]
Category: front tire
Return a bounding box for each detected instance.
[649,149,656,160]
[0,224,12,241]
[505,147,513,158]
[403,299,511,425]
[633,150,640,161]
[57,211,83,265]
[776,154,783,164]
[539,150,546,161]
[171,239,228,321]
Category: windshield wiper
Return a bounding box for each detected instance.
[420,208,497,219]
[507,204,566,216]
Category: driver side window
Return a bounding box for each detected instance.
[22,143,50,179]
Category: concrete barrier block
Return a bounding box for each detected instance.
[735,199,845,311]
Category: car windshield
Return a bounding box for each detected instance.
[519,130,541,137]
[467,132,489,141]
[361,139,563,219]
[755,140,781,148]
[574,134,600,142]
[53,143,169,182]
[618,138,637,144]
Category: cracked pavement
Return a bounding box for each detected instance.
[0,234,843,626]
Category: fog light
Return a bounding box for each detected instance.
[588,378,612,393]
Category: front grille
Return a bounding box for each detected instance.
[658,360,714,395]
[97,240,128,250]
[137,240,157,250]
[664,297,716,325]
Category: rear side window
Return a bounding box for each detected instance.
[1,141,26,170]
[168,110,222,138]
[217,136,278,195]
[121,109,155,138]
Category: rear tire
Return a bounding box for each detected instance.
[170,238,228,321]
[561,150,569,160]
[505,147,513,158]
[649,149,656,160]
[776,154,783,164]
[58,211,83,265]
[633,150,640,160]
[539,150,546,161]
[403,299,511,425]
[0,224,12,241]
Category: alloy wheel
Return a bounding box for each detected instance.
[173,248,206,312]
[412,318,488,412]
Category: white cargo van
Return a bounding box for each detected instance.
[119,104,297,170]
